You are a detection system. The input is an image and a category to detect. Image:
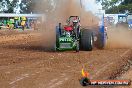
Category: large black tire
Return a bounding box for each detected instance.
[81,29,93,51]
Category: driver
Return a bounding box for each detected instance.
[67,17,81,26]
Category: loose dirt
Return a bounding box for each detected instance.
[0,30,131,88]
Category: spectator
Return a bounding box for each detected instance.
[21,21,26,31]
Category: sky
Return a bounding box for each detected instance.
[82,0,103,14]
[9,0,13,2]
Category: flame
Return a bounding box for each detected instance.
[81,68,89,77]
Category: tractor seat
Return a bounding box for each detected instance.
[64,26,73,31]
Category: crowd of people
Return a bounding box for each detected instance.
[0,17,41,31]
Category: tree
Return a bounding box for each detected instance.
[0,0,10,13]
[19,0,33,13]
[101,0,132,14]
[0,0,34,13]
[121,0,132,5]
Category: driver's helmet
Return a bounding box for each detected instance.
[72,19,78,23]
[72,17,78,23]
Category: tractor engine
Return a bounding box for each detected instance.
[65,31,71,37]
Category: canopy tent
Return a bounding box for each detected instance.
[0,13,43,17]
[0,13,45,22]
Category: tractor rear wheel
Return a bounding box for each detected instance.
[81,29,93,51]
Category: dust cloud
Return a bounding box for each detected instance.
[106,25,132,49]
[35,0,132,50]
[36,0,99,27]
[34,0,99,49]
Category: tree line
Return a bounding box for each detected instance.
[0,0,34,13]
[101,0,132,14]
[1,0,131,14]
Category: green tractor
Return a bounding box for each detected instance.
[55,16,94,52]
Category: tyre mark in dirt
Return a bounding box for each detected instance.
[46,73,69,88]
[120,49,131,57]
[0,32,41,44]
[0,31,130,88]
[8,69,46,86]
[57,49,132,88]
[34,50,130,87]
[0,51,95,88]
[92,49,131,79]
[92,62,114,79]
[44,54,112,87]
[9,74,29,85]
[0,48,129,87]
[54,50,115,74]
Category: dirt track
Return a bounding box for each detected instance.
[0,30,132,88]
